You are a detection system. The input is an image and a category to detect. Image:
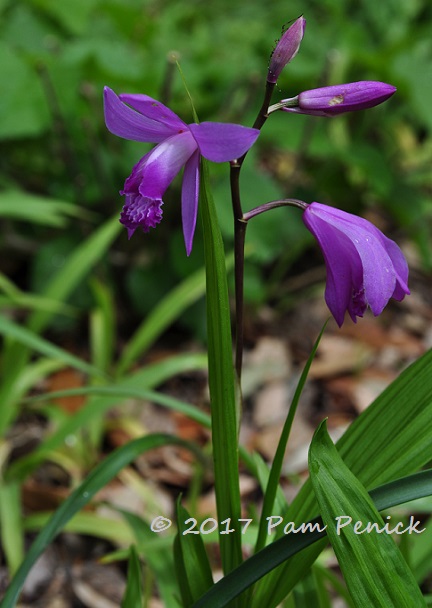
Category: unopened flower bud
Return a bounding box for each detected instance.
[267,16,306,83]
[279,81,396,116]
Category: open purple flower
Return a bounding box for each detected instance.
[279,81,396,116]
[104,86,259,255]
[303,202,409,326]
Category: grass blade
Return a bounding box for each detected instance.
[174,501,214,605]
[0,434,195,608]
[254,322,327,553]
[121,545,144,608]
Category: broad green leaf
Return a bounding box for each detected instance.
[121,545,144,608]
[253,347,432,607]
[192,469,432,608]
[0,434,195,608]
[309,421,426,607]
[174,501,214,605]
[200,158,242,576]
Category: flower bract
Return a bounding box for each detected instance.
[303,202,409,326]
[104,87,260,255]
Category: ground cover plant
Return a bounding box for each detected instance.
[1,0,432,606]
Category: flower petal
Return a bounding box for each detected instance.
[375,233,410,300]
[104,86,179,143]
[310,205,397,315]
[120,194,163,238]
[119,93,187,132]
[188,122,260,162]
[181,150,200,256]
[304,202,410,324]
[303,208,358,325]
[138,131,198,199]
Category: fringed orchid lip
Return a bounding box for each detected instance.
[103,86,259,255]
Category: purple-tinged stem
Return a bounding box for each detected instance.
[230,80,276,382]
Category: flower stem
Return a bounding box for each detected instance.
[230,81,276,383]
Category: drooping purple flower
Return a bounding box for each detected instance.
[267,16,306,83]
[303,202,409,326]
[280,81,396,116]
[104,87,260,255]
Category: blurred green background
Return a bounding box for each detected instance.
[1,0,431,340]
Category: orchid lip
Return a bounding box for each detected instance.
[104,87,259,254]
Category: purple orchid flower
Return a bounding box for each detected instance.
[267,16,306,84]
[104,87,260,255]
[279,81,396,116]
[303,202,409,326]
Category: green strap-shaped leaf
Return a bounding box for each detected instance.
[174,501,214,605]
[0,434,196,608]
[121,545,144,608]
[252,346,432,607]
[191,468,432,608]
[309,420,426,607]
[117,509,181,607]
[200,158,243,576]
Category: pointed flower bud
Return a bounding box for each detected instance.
[267,16,306,83]
[279,81,396,116]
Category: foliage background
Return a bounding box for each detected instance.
[1,0,431,340]
[1,0,432,603]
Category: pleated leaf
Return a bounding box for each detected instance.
[309,420,426,607]
[192,468,432,608]
[252,346,432,607]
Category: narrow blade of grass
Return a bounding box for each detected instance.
[0,434,196,608]
[254,322,327,553]
[121,546,144,608]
